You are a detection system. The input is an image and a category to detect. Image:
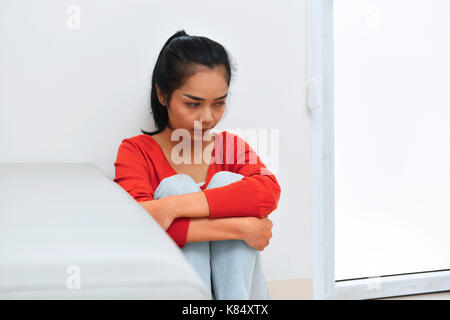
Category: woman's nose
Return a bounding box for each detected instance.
[200,108,214,124]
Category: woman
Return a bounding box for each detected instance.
[113,30,281,300]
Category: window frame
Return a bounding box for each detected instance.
[308,0,450,299]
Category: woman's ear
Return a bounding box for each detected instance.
[155,84,167,106]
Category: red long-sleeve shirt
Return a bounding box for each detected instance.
[113,130,281,249]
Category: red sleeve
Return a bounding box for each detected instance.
[113,138,190,249]
[202,133,281,218]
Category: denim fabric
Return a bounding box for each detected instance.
[153,171,270,300]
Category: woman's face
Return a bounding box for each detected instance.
[157,66,228,141]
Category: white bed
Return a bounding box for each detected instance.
[0,162,211,299]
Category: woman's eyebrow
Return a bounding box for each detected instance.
[182,93,228,101]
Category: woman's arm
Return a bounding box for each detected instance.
[186,216,243,243]
[138,193,210,231]
[140,196,273,249]
[171,192,211,218]
[186,216,274,251]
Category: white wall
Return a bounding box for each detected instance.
[0,0,311,282]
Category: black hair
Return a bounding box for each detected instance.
[141,29,235,136]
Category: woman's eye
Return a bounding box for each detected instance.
[186,102,225,108]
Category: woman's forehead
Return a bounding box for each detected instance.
[178,74,228,97]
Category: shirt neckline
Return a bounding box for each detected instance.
[143,133,217,190]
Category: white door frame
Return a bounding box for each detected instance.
[308,0,450,299]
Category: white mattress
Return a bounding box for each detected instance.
[0,162,211,299]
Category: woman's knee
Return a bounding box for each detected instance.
[206,171,244,189]
[210,239,258,260]
[153,174,200,199]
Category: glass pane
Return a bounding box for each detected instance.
[334,0,450,280]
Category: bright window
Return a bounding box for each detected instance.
[334,0,450,281]
[310,0,450,299]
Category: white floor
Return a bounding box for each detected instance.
[267,278,313,300]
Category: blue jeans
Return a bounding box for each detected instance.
[153,171,270,300]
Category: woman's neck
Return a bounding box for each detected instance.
[158,126,216,159]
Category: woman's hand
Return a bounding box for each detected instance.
[238,216,273,251]
[138,196,179,231]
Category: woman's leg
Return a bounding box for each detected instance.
[206,171,270,300]
[153,174,213,299]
